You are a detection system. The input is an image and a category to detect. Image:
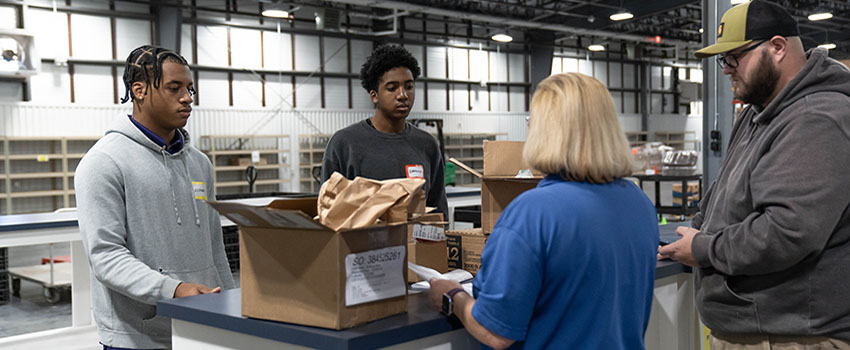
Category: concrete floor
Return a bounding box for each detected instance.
[1,242,240,340]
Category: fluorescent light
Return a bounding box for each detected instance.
[588,44,605,52]
[818,43,836,50]
[491,34,513,43]
[730,0,748,4]
[808,12,833,21]
[262,9,289,18]
[609,11,634,21]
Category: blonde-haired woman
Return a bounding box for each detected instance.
[430,73,659,349]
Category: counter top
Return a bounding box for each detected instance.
[0,211,79,232]
[158,289,463,350]
[158,260,691,349]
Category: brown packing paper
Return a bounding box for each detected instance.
[318,172,426,231]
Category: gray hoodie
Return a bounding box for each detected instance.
[691,48,850,339]
[75,115,236,348]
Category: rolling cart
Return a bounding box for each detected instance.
[8,243,72,304]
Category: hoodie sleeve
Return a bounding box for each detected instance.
[691,111,850,275]
[690,180,715,230]
[75,151,182,304]
[207,182,236,290]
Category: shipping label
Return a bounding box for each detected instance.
[344,245,406,307]
[412,224,446,242]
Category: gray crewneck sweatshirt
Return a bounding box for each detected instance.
[75,115,235,348]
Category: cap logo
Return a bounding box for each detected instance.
[718,22,724,38]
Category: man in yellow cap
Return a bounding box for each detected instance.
[658,0,850,348]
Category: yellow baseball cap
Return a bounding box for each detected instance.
[695,0,799,58]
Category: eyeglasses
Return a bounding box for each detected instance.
[716,40,766,69]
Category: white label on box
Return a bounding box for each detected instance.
[345,245,406,307]
[251,151,260,163]
[412,224,446,241]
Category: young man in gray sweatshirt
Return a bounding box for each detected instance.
[658,1,850,348]
[320,45,448,215]
[75,45,235,349]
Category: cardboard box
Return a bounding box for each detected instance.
[407,213,448,283]
[451,141,543,233]
[208,198,408,330]
[446,228,488,275]
[231,157,268,166]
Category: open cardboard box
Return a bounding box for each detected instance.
[208,197,408,330]
[450,141,543,233]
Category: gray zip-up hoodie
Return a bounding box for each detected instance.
[691,48,850,339]
[75,115,236,348]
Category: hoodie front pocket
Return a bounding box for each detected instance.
[141,314,171,336]
[160,265,223,290]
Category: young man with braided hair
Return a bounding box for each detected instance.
[321,44,448,214]
[75,45,235,349]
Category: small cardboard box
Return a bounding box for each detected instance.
[446,228,489,276]
[407,213,448,283]
[451,141,543,233]
[208,198,408,330]
[231,157,268,166]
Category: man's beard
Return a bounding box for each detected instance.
[735,50,781,107]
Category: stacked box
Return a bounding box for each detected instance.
[222,226,240,272]
[672,182,700,208]
[407,213,448,283]
[446,228,489,276]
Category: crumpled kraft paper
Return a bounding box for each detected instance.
[318,172,426,231]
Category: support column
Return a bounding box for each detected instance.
[528,30,554,93]
[153,0,182,51]
[702,0,735,184]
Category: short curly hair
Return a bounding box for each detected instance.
[359,45,421,93]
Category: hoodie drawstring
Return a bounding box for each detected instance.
[181,155,202,226]
[161,149,183,225]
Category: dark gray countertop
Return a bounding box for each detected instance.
[0,212,79,232]
[158,259,691,349]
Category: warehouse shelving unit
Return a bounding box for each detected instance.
[655,131,698,151]
[1,137,99,215]
[444,133,504,185]
[198,135,292,196]
[626,131,649,148]
[297,134,331,193]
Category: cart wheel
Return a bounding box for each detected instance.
[44,287,61,304]
[12,277,21,297]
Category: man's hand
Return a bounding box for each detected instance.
[428,278,463,310]
[174,282,221,298]
[657,226,700,267]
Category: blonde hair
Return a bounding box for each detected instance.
[523,73,632,184]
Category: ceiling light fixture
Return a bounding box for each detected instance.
[730,0,749,4]
[609,11,634,21]
[491,33,513,43]
[808,12,833,21]
[588,44,605,52]
[818,43,836,50]
[262,9,289,18]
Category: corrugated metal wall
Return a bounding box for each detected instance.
[0,103,529,193]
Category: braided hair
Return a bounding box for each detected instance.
[121,45,191,104]
[359,45,421,93]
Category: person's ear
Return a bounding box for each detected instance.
[132,82,147,102]
[768,35,788,63]
[369,89,378,104]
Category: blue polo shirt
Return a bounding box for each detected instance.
[472,175,658,349]
[128,115,184,154]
